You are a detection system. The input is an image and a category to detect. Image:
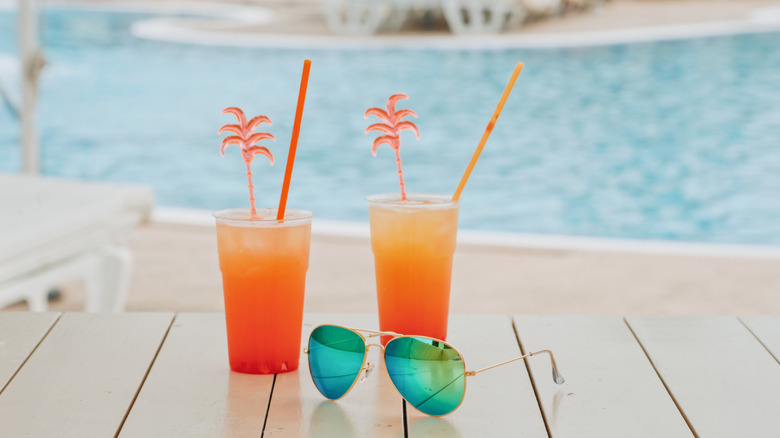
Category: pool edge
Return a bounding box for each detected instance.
[151,206,780,260]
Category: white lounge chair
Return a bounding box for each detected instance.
[0,173,154,311]
[322,0,394,35]
[322,0,443,34]
[562,0,603,13]
[441,0,526,34]
[521,0,562,17]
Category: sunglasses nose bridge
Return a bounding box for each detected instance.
[365,343,385,352]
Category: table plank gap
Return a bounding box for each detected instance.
[739,316,780,365]
[406,314,548,437]
[264,313,406,438]
[402,400,409,438]
[0,312,175,438]
[119,313,274,438]
[512,318,552,438]
[261,374,277,438]
[626,316,780,437]
[622,317,699,438]
[113,312,177,438]
[514,315,693,438]
[0,312,61,395]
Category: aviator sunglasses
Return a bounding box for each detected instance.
[305,324,565,416]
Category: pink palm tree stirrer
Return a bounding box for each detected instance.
[219,107,276,216]
[364,93,420,201]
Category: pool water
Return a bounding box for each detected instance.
[1,9,779,244]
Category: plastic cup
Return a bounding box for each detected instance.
[214,207,313,374]
[367,193,459,342]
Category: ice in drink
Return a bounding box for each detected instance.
[215,208,312,374]
[367,193,459,342]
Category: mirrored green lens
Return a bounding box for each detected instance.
[307,325,366,400]
[384,337,466,416]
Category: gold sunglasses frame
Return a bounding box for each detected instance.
[304,324,564,417]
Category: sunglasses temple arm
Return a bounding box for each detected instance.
[465,350,565,384]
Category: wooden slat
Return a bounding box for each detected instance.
[626,316,780,437]
[118,313,274,438]
[514,315,692,437]
[264,313,406,437]
[740,316,780,363]
[0,312,173,438]
[406,314,547,437]
[0,312,59,393]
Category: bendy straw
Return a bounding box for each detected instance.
[277,59,312,220]
[452,61,524,202]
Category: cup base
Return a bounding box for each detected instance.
[230,359,300,375]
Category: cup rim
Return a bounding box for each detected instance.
[366,193,458,209]
[213,207,313,226]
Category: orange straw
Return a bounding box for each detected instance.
[277,59,312,220]
[452,61,524,202]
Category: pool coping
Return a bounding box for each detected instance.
[153,206,780,260]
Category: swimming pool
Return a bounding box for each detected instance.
[1,8,779,245]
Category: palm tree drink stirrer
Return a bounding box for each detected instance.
[219,107,276,216]
[364,93,420,201]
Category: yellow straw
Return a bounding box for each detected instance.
[452,61,524,202]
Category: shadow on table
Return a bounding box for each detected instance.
[408,415,462,438]
[310,400,462,437]
[311,401,356,438]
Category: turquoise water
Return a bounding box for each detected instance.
[1,9,779,244]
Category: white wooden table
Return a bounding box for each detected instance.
[1,312,779,437]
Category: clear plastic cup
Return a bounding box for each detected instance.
[214,207,313,374]
[367,193,459,342]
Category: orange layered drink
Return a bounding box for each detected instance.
[367,193,459,342]
[215,208,312,374]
